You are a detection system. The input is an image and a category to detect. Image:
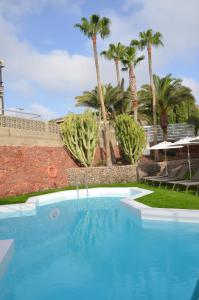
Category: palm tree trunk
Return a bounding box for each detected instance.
[147,44,158,159]
[162,128,168,141]
[129,65,138,122]
[92,36,112,167]
[115,59,121,86]
[160,113,168,141]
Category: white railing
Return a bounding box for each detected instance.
[144,123,195,142]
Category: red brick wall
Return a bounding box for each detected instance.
[0,146,78,198]
[0,142,139,199]
[0,145,121,198]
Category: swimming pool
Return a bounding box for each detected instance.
[0,188,199,299]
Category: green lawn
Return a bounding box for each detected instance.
[0,182,199,209]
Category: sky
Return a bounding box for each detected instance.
[1,0,199,120]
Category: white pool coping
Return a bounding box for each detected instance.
[121,198,199,224]
[0,187,152,220]
[0,239,14,280]
[0,187,199,223]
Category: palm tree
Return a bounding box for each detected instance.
[101,43,126,86]
[138,74,195,140]
[121,46,144,122]
[75,83,131,119]
[75,15,112,166]
[132,30,163,146]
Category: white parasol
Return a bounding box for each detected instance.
[170,137,199,179]
[149,141,183,175]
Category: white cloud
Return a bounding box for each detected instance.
[101,0,199,91]
[30,103,57,120]
[109,0,199,61]
[10,79,34,96]
[1,0,199,117]
[0,13,117,95]
[0,0,84,17]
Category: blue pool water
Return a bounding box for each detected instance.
[0,196,199,300]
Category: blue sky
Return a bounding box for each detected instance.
[0,0,199,120]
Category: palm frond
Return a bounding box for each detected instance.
[134,55,145,66]
[75,83,131,118]
[90,14,100,24]
[101,42,126,61]
[99,17,111,39]
[75,15,111,39]
[139,29,163,49]
[153,32,164,47]
[138,73,196,123]
[131,39,141,49]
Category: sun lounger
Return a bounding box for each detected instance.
[168,169,199,191]
[149,165,188,187]
[141,166,167,182]
[146,165,182,183]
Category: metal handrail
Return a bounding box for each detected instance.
[84,173,89,197]
[75,173,89,199]
[75,178,79,198]
[4,109,41,119]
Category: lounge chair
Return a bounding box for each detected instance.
[168,169,199,192]
[148,165,188,187]
[141,166,168,182]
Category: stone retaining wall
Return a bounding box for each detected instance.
[67,165,138,186]
[67,158,199,186]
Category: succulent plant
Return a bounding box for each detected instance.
[61,111,99,167]
[115,114,146,164]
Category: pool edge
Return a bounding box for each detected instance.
[0,187,151,219]
[121,198,199,223]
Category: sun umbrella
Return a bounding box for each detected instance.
[190,136,199,143]
[148,141,173,150]
[149,141,183,175]
[170,137,198,179]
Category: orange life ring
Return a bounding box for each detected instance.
[47,165,57,178]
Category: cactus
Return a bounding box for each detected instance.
[115,114,146,164]
[61,111,99,167]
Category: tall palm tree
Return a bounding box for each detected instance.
[121,46,144,122]
[75,83,131,119]
[75,15,112,166]
[138,74,195,140]
[132,30,163,146]
[101,43,126,86]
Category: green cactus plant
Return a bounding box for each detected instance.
[61,111,99,167]
[115,114,146,164]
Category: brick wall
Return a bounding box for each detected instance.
[0,146,77,197]
[0,145,120,198]
[1,144,199,199]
